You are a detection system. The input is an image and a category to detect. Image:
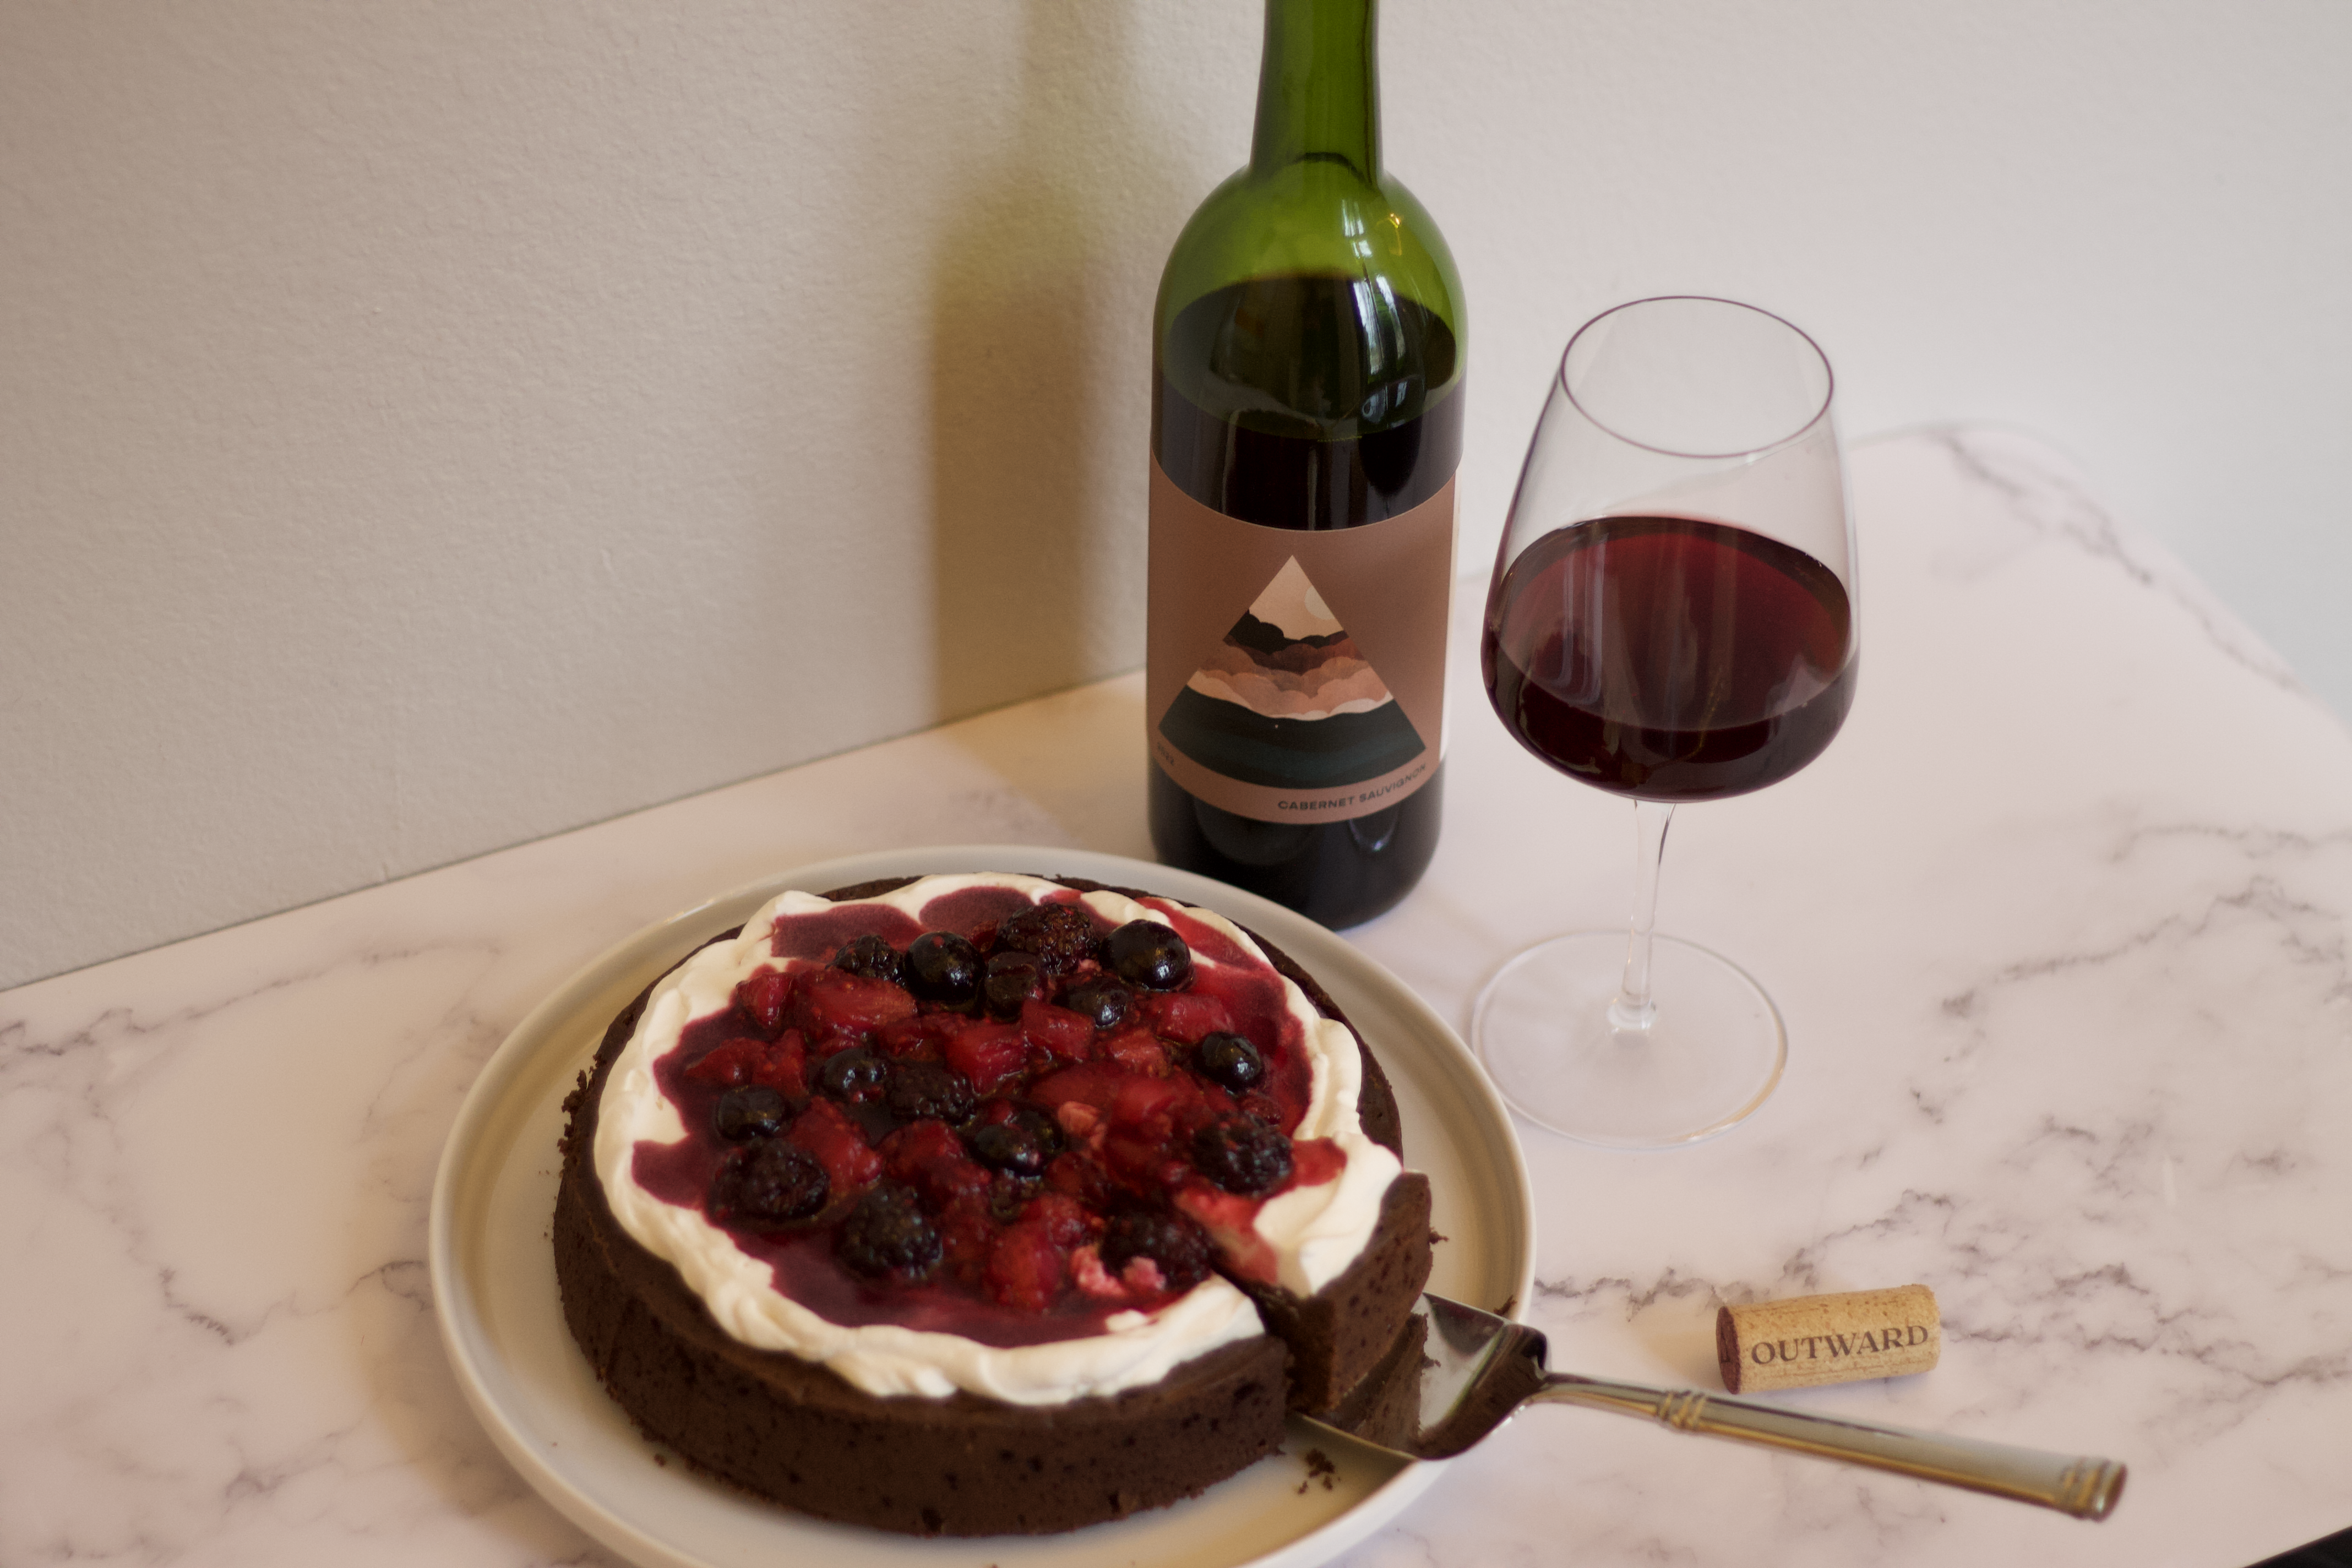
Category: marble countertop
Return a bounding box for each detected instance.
[7,429,2350,1567]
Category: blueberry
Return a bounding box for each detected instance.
[710,1139,829,1223]
[831,933,905,987]
[905,932,983,1007]
[1105,920,1192,991]
[966,1121,1044,1178]
[1099,1208,1212,1291]
[982,951,1042,1019]
[995,903,1100,976]
[964,1109,1058,1170]
[1060,977,1133,1031]
[885,1060,976,1125]
[714,1085,788,1142]
[1191,1118,1293,1195]
[815,1046,888,1103]
[1193,1031,1265,1093]
[836,1185,942,1281]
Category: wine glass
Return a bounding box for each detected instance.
[1473,297,1855,1147]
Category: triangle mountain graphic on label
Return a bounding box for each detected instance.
[1158,556,1427,792]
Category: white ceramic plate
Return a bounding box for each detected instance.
[430,846,1537,1568]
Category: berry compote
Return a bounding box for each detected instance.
[628,884,1351,1348]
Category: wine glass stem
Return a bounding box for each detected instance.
[1608,799,1675,1034]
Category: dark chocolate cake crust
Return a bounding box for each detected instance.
[553,873,1430,1536]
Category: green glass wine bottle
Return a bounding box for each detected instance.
[1147,0,1464,927]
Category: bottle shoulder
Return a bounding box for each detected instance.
[1374,176,1462,333]
[1155,163,1464,350]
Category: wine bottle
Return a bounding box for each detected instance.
[1147,0,1464,928]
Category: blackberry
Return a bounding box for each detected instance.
[815,1046,888,1103]
[995,903,1100,976]
[710,1139,829,1224]
[836,1185,942,1281]
[982,951,1043,1019]
[1193,1031,1265,1093]
[1105,920,1192,990]
[1099,1208,1213,1291]
[905,932,983,1007]
[1060,977,1134,1031]
[987,1174,1041,1224]
[712,1085,788,1142]
[831,934,905,987]
[885,1060,976,1125]
[1192,1118,1293,1195]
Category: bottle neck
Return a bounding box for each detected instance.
[1248,0,1381,184]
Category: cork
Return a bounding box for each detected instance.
[1716,1285,1940,1393]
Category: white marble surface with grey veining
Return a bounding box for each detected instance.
[6,430,2349,1567]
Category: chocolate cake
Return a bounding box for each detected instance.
[554,873,1432,1536]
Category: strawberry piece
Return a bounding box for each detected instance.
[942,1018,1027,1093]
[746,1030,807,1096]
[880,1120,992,1210]
[1025,1190,1097,1247]
[683,1037,765,1088]
[878,1117,962,1171]
[1099,1027,1168,1077]
[873,1012,961,1060]
[734,967,793,1033]
[1108,1072,1193,1130]
[1030,1062,1124,1114]
[1018,998,1096,1063]
[1037,1068,1194,1181]
[1102,1129,1189,1191]
[1237,1090,1290,1131]
[791,968,918,1041]
[935,1196,997,1284]
[1043,1150,1116,1208]
[786,1098,882,1195]
[687,1027,808,1093]
[985,1220,1068,1313]
[1139,990,1234,1046]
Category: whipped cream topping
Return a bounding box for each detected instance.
[592,873,1403,1406]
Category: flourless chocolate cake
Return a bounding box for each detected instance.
[554,873,1431,1536]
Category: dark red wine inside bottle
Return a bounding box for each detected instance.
[1482,515,1856,802]
[1151,274,1461,925]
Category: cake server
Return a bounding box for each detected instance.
[1306,1292,2126,1520]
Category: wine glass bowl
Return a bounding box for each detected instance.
[1474,297,1856,1147]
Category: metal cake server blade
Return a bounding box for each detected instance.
[1304,1292,2126,1521]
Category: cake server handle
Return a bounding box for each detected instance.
[1522,1371,2126,1520]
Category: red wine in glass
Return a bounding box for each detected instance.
[1482,514,1855,802]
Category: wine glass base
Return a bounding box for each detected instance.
[1473,931,1787,1148]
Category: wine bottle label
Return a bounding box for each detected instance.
[1147,456,1455,825]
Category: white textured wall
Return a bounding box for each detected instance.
[6,0,2348,988]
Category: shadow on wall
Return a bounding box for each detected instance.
[925,0,1170,721]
